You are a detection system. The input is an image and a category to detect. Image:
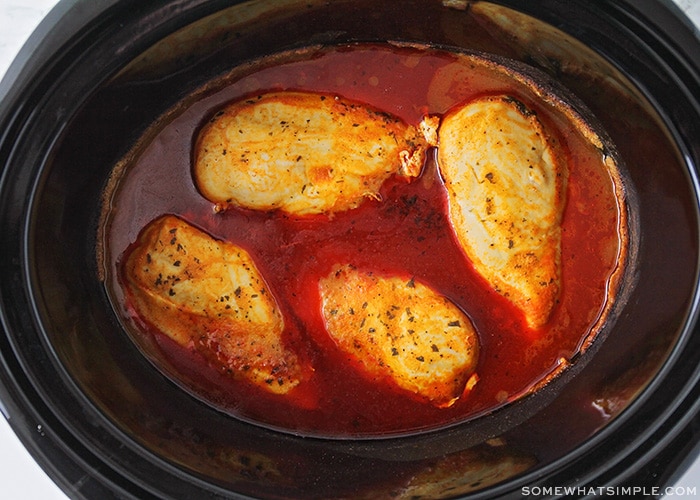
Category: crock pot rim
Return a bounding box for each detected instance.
[1,1,700,499]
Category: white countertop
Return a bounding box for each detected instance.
[1,0,699,498]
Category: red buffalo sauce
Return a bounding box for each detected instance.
[102,44,626,437]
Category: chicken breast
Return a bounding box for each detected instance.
[193,91,427,215]
[428,95,567,329]
[122,215,302,394]
[319,265,479,408]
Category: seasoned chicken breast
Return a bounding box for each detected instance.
[319,265,479,408]
[193,91,427,215]
[427,95,567,329]
[122,215,302,394]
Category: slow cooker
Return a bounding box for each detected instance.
[1,0,700,498]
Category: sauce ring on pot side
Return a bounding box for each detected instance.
[99,42,629,438]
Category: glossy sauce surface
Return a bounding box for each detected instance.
[103,44,624,437]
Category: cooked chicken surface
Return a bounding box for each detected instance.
[319,265,479,408]
[427,95,567,329]
[193,91,427,215]
[122,215,302,394]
